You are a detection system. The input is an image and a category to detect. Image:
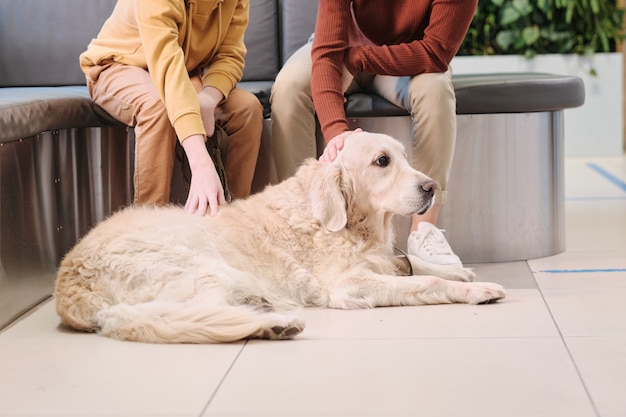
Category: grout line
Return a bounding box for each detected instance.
[531,265,602,417]
[586,162,626,192]
[198,340,248,417]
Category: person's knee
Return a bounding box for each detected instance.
[137,94,170,128]
[222,90,264,143]
[408,72,455,114]
[411,72,454,99]
[240,93,264,139]
[245,92,264,120]
[271,69,311,105]
[227,90,263,122]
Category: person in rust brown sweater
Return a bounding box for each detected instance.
[270,0,477,267]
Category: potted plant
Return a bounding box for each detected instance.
[452,0,626,156]
[458,0,625,63]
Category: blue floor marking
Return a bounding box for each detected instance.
[541,161,626,276]
[587,162,626,192]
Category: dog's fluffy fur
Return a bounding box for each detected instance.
[55,132,506,343]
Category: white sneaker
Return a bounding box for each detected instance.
[407,222,463,267]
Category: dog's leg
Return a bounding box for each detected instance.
[327,274,506,309]
[407,254,476,282]
[239,295,275,312]
[97,302,305,343]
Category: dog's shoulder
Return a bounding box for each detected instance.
[293,158,323,182]
[237,159,321,210]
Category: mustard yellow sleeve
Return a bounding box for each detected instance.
[136,0,205,142]
[200,0,249,100]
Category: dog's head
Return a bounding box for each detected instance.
[309,131,438,231]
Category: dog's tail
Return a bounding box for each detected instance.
[96,302,305,343]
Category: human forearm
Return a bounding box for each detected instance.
[182,134,213,170]
[182,134,225,216]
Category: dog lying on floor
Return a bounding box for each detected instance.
[55,131,506,343]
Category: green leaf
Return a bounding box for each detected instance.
[512,0,533,16]
[522,26,541,45]
[500,5,521,25]
[495,31,516,51]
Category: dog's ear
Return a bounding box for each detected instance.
[308,163,347,232]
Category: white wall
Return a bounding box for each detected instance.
[451,53,624,156]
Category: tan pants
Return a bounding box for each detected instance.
[87,64,263,205]
[270,41,456,204]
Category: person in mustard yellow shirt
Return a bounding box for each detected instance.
[80,0,263,216]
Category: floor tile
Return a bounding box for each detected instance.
[0,301,243,417]
[563,200,626,252]
[528,250,626,274]
[566,336,626,417]
[294,289,558,341]
[535,269,626,290]
[204,338,596,417]
[468,261,537,289]
[538,285,626,337]
[563,156,626,253]
[565,157,626,199]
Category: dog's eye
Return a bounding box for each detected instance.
[375,154,390,167]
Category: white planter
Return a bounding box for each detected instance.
[451,53,624,156]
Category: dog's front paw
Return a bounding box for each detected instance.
[464,282,507,304]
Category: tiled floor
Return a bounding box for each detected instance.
[1,155,625,417]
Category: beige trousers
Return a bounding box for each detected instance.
[270,41,456,204]
[87,64,263,205]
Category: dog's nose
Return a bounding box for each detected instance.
[419,180,438,197]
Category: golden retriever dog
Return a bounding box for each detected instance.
[55,132,506,343]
